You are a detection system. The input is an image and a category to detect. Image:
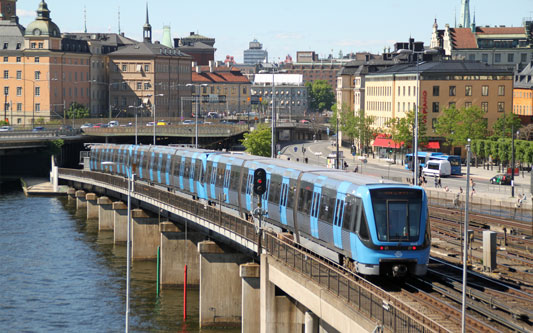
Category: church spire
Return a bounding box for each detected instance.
[460,0,470,28]
[143,2,152,43]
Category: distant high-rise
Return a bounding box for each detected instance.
[243,39,268,65]
[460,0,470,28]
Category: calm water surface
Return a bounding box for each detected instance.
[0,182,238,332]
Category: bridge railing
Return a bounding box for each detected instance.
[0,129,82,139]
[81,124,248,137]
[263,232,448,333]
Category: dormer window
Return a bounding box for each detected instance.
[16,43,21,50]
[33,29,41,36]
[31,43,36,49]
[3,43,8,49]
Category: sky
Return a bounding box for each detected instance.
[16,0,533,63]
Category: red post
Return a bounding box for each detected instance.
[183,264,187,321]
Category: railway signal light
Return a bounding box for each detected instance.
[253,168,267,195]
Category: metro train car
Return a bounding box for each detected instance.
[89,144,430,277]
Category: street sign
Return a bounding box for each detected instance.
[294,147,298,152]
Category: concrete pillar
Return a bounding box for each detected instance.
[198,240,248,328]
[483,230,497,271]
[75,190,87,210]
[67,187,76,203]
[305,311,318,333]
[86,193,98,220]
[159,222,203,287]
[131,209,160,260]
[261,254,276,333]
[240,263,260,333]
[97,196,114,231]
[113,202,128,243]
[275,296,305,333]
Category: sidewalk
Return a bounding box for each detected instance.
[333,145,532,208]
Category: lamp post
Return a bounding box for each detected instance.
[128,105,142,145]
[511,124,518,198]
[186,83,207,148]
[461,138,472,333]
[152,93,164,145]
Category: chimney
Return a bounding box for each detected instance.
[209,60,214,72]
[196,65,201,73]
[173,38,180,48]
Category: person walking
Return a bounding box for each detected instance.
[434,175,438,188]
[437,177,442,188]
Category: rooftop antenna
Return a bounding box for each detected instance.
[84,6,87,33]
[118,6,121,34]
[454,6,457,28]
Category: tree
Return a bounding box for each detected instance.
[66,102,89,119]
[386,108,428,151]
[241,124,271,157]
[306,80,335,112]
[492,113,522,139]
[435,106,487,146]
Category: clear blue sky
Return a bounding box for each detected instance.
[17,0,533,63]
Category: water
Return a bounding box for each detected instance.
[0,181,238,332]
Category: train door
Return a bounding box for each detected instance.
[149,151,155,182]
[279,177,290,226]
[195,155,207,200]
[164,153,171,186]
[157,152,163,184]
[223,162,231,204]
[179,155,186,190]
[262,170,271,216]
[310,184,323,239]
[209,155,221,200]
[244,168,254,212]
[126,146,133,178]
[332,182,350,249]
[189,154,197,194]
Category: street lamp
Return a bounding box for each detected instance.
[128,105,143,145]
[186,83,208,148]
[461,138,472,333]
[152,93,164,145]
[511,125,519,197]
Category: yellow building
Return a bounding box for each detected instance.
[513,61,533,125]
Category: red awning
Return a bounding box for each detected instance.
[425,141,440,149]
[372,138,401,148]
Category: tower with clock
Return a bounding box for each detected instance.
[0,0,16,21]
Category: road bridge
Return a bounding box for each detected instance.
[57,167,447,332]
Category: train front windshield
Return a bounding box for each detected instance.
[370,189,423,242]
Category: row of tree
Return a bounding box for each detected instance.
[471,139,533,166]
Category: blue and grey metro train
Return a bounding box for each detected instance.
[89,144,430,277]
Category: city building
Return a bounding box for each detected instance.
[251,73,308,118]
[174,32,215,66]
[191,61,250,116]
[513,61,533,124]
[430,0,533,70]
[243,39,267,65]
[107,6,193,119]
[364,61,514,154]
[0,0,92,126]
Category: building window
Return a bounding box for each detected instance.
[31,43,36,49]
[38,43,43,49]
[449,102,456,108]
[482,85,489,96]
[16,43,20,50]
[122,64,127,72]
[465,85,472,96]
[3,70,8,79]
[2,43,7,49]
[507,54,514,63]
[17,103,21,112]
[497,102,505,112]
[35,87,40,96]
[494,54,501,63]
[16,56,21,62]
[16,87,21,96]
[35,103,40,112]
[465,102,472,108]
[3,86,9,96]
[3,56,7,62]
[137,82,142,90]
[432,102,439,113]
[144,83,150,90]
[432,118,437,130]
[35,57,39,63]
[481,102,488,112]
[468,54,475,61]
[144,64,149,72]
[521,53,527,63]
[35,71,40,80]
[449,86,456,96]
[482,54,488,63]
[498,85,505,96]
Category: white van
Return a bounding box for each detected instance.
[423,160,451,177]
[108,120,119,127]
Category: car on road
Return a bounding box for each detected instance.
[32,126,45,132]
[156,120,168,126]
[490,174,511,185]
[108,120,119,127]
[80,123,93,129]
[0,125,13,131]
[146,121,155,126]
[59,125,73,130]
[299,119,310,124]
[181,120,195,124]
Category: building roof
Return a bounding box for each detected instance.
[192,68,250,84]
[109,41,190,58]
[0,20,25,51]
[448,26,528,49]
[369,61,514,76]
[515,61,533,89]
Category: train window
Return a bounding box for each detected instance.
[223,168,230,188]
[184,158,191,180]
[161,154,167,173]
[263,178,270,201]
[342,195,359,232]
[269,175,282,203]
[217,163,225,187]
[151,153,157,173]
[358,211,370,240]
[298,183,312,214]
[241,168,249,193]
[141,152,149,172]
[230,166,241,191]
[246,173,253,195]
[194,160,202,182]
[286,180,296,209]
[311,192,320,218]
[408,201,421,240]
[333,199,345,227]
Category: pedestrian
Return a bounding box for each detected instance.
[354,166,358,173]
[422,176,427,185]
[459,186,463,194]
[434,176,438,188]
[437,177,442,188]
[344,161,348,170]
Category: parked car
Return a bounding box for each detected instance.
[32,126,45,132]
[0,125,14,132]
[80,123,93,129]
[490,174,511,185]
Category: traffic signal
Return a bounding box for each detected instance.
[253,168,267,195]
